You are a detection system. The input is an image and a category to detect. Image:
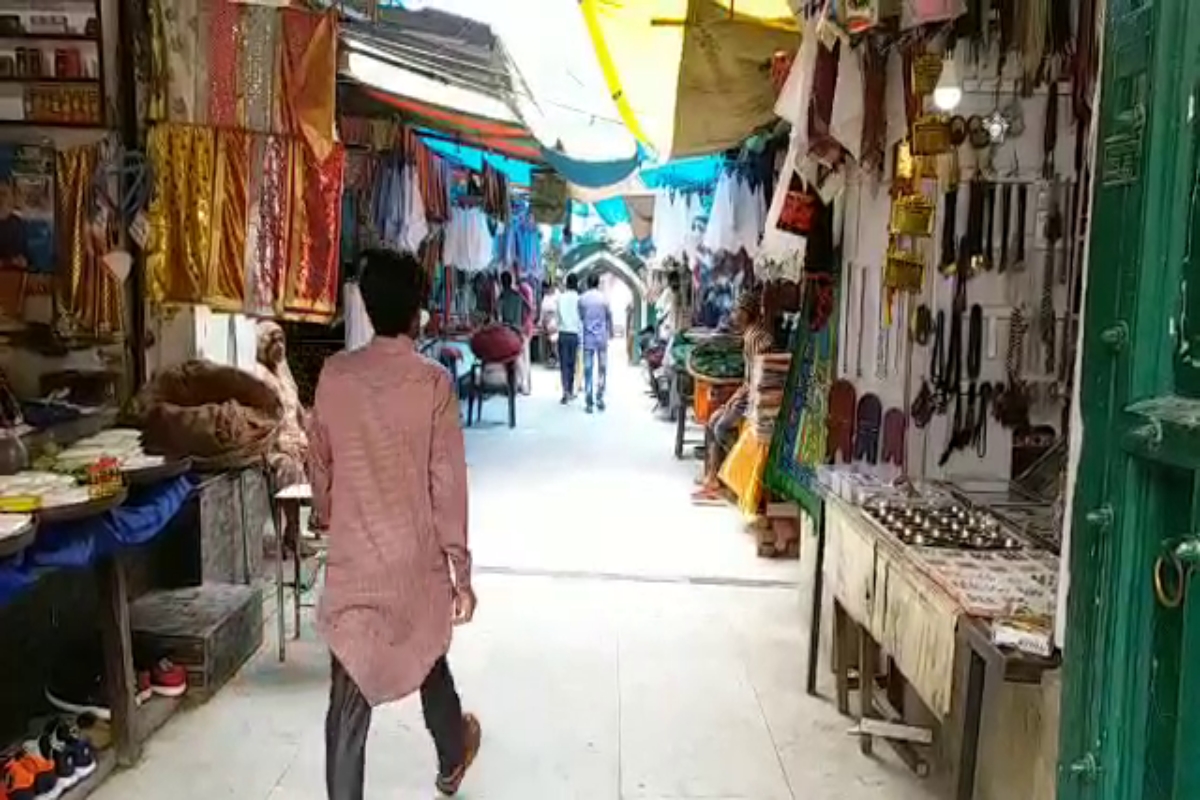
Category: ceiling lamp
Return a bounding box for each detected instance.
[933,53,962,112]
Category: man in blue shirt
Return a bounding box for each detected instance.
[577,274,612,413]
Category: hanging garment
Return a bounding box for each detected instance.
[146,123,214,304]
[732,177,766,258]
[206,129,251,311]
[245,133,292,316]
[398,165,428,254]
[280,142,344,322]
[344,282,374,352]
[57,145,123,337]
[829,41,865,163]
[703,172,738,255]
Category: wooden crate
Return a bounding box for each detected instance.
[129,584,263,700]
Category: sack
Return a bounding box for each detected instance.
[470,324,523,364]
[530,171,568,224]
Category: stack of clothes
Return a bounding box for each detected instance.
[748,353,791,442]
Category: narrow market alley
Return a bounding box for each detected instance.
[90,356,938,800]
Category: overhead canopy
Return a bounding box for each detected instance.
[580,0,801,158]
[339,9,548,163]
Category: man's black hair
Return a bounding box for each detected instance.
[566,274,579,291]
[359,248,427,337]
[587,273,601,289]
[500,272,514,288]
[667,271,681,289]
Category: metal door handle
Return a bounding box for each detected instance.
[1154,538,1200,608]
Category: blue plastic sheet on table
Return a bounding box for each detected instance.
[0,475,194,608]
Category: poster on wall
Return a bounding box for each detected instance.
[0,144,54,274]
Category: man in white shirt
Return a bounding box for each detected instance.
[555,274,582,404]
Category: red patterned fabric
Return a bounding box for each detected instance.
[281,142,344,321]
[308,335,470,706]
[208,0,241,128]
[245,134,291,316]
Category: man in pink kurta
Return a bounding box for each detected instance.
[308,249,481,799]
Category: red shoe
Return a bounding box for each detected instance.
[136,670,153,705]
[150,659,187,698]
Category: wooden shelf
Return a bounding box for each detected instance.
[0,32,98,42]
[0,75,99,84]
[0,118,107,129]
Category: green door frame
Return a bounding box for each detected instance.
[1059,1,1200,798]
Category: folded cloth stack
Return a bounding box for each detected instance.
[748,353,792,442]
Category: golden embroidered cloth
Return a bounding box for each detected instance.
[56,145,123,337]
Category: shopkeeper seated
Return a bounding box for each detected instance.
[692,287,774,504]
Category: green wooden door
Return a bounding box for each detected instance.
[1059,1,1200,798]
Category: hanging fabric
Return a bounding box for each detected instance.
[280,141,344,321]
[344,281,374,352]
[245,133,292,317]
[829,40,865,163]
[57,144,123,337]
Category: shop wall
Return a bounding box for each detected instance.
[837,79,1076,483]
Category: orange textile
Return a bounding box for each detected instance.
[280,8,338,162]
[719,425,769,519]
[206,129,250,311]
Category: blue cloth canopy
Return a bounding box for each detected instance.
[538,146,641,189]
[420,134,535,186]
[640,155,724,190]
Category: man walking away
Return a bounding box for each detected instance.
[556,274,582,404]
[578,273,612,414]
[308,249,482,800]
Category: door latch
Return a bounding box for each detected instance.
[1154,537,1200,608]
[1070,753,1099,782]
[1068,752,1101,782]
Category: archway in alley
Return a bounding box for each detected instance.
[561,241,649,334]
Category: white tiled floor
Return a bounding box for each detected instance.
[92,353,941,800]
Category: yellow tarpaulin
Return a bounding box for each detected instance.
[580,0,800,158]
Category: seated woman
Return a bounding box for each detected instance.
[256,321,313,555]
[692,287,774,504]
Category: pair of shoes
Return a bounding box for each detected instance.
[435,714,482,796]
[3,747,58,800]
[560,395,570,405]
[597,398,606,412]
[26,719,97,794]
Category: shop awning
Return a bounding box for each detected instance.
[580,0,801,159]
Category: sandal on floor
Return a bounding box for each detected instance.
[690,488,725,506]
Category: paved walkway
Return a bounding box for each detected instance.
[93,352,939,799]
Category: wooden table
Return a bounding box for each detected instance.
[823,497,1060,798]
[273,482,312,663]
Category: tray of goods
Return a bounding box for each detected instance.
[51,428,190,484]
[0,512,34,558]
[863,498,1023,552]
[0,469,127,525]
[686,340,745,383]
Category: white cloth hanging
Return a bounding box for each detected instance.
[344,281,374,352]
[732,177,766,258]
[703,172,737,255]
[398,166,428,254]
[830,45,865,163]
[444,207,494,273]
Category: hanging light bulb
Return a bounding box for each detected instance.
[933,53,962,112]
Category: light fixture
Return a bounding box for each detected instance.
[933,53,962,112]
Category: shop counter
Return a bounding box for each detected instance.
[821,495,1060,797]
